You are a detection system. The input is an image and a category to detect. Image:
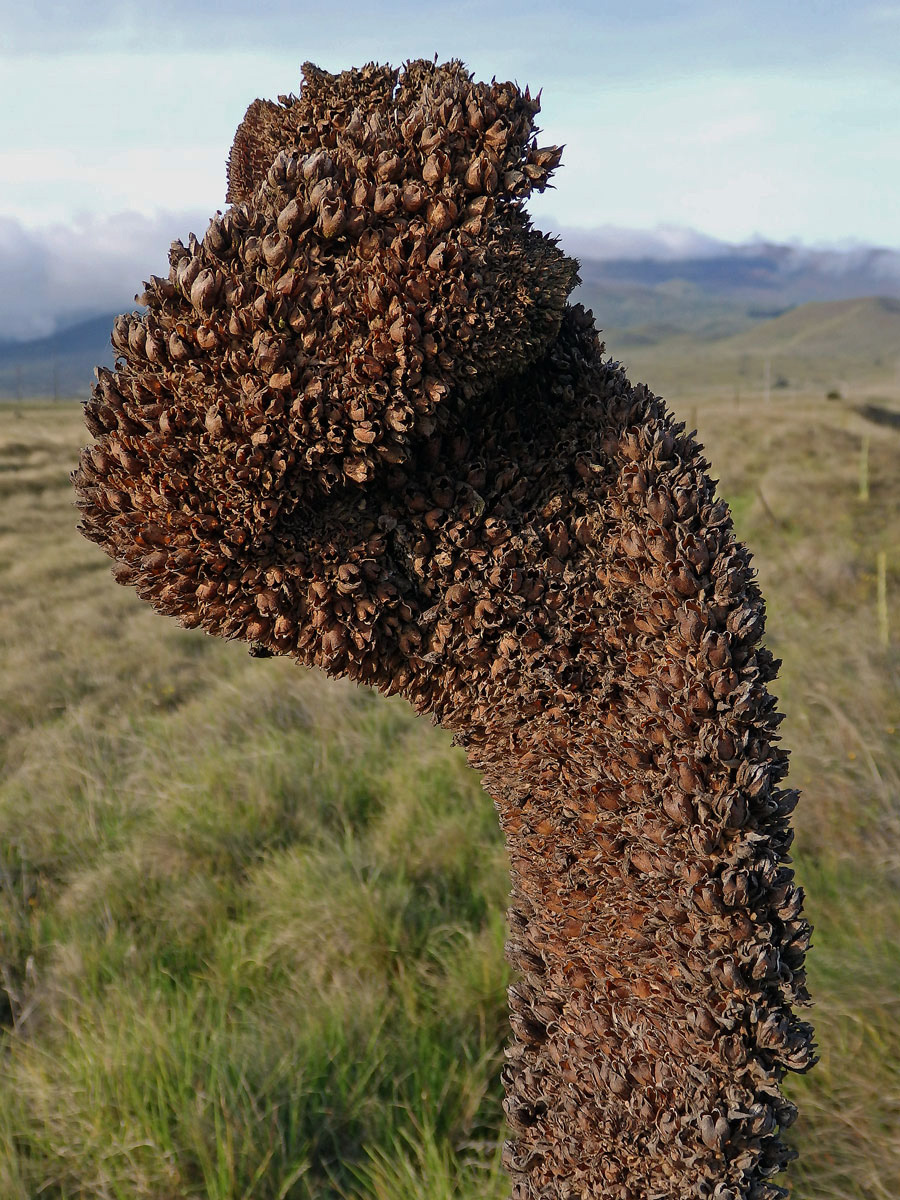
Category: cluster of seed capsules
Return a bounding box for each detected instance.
[73,59,815,1200]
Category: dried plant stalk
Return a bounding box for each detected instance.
[72,59,815,1199]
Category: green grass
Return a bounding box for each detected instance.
[1,382,899,1197]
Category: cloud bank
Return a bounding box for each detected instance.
[556,226,730,262]
[0,210,207,342]
[2,212,899,346]
[1,215,728,342]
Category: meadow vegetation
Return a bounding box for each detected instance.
[1,330,898,1197]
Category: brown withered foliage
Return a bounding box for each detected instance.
[73,59,816,1199]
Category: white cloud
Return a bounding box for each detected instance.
[0,210,206,341]
[553,225,729,261]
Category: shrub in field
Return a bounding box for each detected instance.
[73,60,815,1199]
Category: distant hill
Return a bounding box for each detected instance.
[575,242,900,344]
[603,295,900,399]
[3,240,900,400]
[580,244,900,302]
[723,296,900,365]
[0,313,118,400]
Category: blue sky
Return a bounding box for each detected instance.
[0,1,897,337]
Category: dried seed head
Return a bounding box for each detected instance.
[74,55,813,1200]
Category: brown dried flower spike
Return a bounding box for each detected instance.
[73,59,815,1199]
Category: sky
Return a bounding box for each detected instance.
[0,0,897,339]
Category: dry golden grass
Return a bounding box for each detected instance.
[1,365,899,1197]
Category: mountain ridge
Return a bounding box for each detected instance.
[3,250,899,399]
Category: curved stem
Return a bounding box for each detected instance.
[407,330,815,1199]
[71,55,816,1190]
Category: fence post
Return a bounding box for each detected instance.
[858,435,870,502]
[877,550,889,648]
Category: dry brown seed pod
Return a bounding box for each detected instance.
[73,57,814,1200]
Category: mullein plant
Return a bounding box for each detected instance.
[73,59,815,1200]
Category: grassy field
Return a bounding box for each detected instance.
[1,334,899,1198]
